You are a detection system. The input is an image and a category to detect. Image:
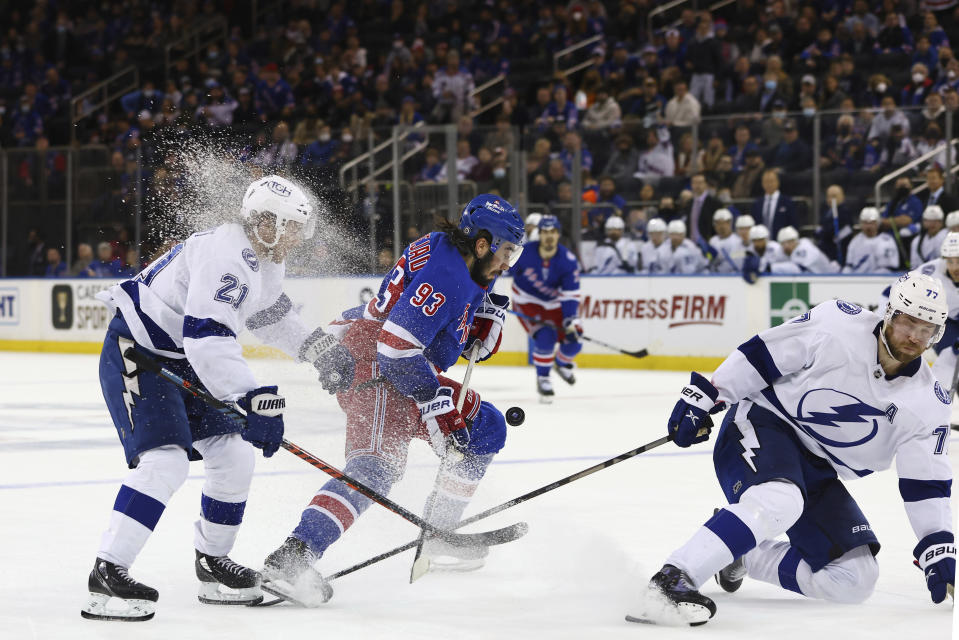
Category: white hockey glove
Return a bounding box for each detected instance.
[299,328,355,394]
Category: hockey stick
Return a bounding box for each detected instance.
[122,347,526,548]
[509,309,649,358]
[409,342,482,583]
[328,434,673,582]
[830,198,844,266]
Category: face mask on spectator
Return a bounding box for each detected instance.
[773,109,786,118]
[143,89,154,97]
[803,107,815,116]
[319,133,331,142]
[876,82,887,93]
[493,167,506,178]
[949,70,957,79]
[764,80,777,91]
[342,133,353,142]
[913,73,925,84]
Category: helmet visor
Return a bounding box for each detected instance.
[493,238,524,267]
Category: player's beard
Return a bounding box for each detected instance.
[470,250,497,287]
[882,324,924,362]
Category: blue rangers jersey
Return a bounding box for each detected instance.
[95,223,312,401]
[711,300,952,541]
[508,241,581,317]
[338,232,486,402]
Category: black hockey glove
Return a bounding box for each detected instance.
[300,328,355,394]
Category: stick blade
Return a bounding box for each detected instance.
[627,348,649,358]
[409,555,431,583]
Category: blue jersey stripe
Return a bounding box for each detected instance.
[737,335,783,386]
[704,508,757,559]
[899,478,952,502]
[778,547,804,594]
[113,484,165,530]
[184,315,236,340]
[200,494,246,526]
[119,280,183,354]
[140,243,183,286]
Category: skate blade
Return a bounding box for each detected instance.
[625,607,711,627]
[80,592,155,622]
[260,571,332,608]
[197,581,263,605]
[538,395,554,405]
[626,589,713,627]
[424,556,485,573]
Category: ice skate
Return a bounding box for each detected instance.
[420,536,489,573]
[195,550,263,605]
[553,362,576,385]
[626,564,716,627]
[715,555,746,593]
[261,537,333,607]
[80,558,158,622]
[537,376,555,404]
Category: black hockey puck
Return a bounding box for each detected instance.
[505,406,525,426]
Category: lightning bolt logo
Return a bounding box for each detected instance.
[795,389,886,448]
[118,338,141,436]
[738,422,760,473]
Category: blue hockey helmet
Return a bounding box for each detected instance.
[459,194,526,266]
[538,214,562,231]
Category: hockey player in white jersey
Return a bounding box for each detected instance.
[771,226,839,273]
[638,218,672,273]
[744,224,787,273]
[591,216,638,274]
[915,231,959,387]
[630,271,954,626]
[843,207,900,273]
[911,205,948,267]
[666,219,708,274]
[708,208,747,273]
[81,175,353,621]
[734,214,754,247]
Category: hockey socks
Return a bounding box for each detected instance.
[292,455,396,555]
[424,453,494,530]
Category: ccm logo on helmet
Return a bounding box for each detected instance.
[266,180,293,197]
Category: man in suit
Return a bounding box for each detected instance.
[921,165,959,213]
[752,169,798,239]
[683,172,722,245]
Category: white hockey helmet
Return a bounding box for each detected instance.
[241,175,315,248]
[735,214,755,229]
[667,219,687,235]
[859,207,880,223]
[605,215,626,231]
[749,224,770,241]
[884,271,948,348]
[923,204,945,221]
[947,211,959,229]
[776,225,799,243]
[647,217,667,233]
[525,212,542,227]
[713,208,733,222]
[941,231,959,258]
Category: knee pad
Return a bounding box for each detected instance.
[130,445,190,500]
[730,480,804,543]
[195,434,256,502]
[533,326,558,352]
[466,401,507,456]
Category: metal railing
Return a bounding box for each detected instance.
[338,123,426,193]
[164,16,229,85]
[647,0,690,40]
[553,35,603,75]
[70,67,139,143]
[874,139,959,208]
[469,74,506,120]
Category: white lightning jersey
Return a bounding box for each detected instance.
[753,240,787,272]
[843,232,900,273]
[592,237,639,274]
[917,258,959,320]
[668,238,708,274]
[711,300,952,540]
[96,223,312,401]
[638,240,672,274]
[911,228,948,268]
[709,233,747,272]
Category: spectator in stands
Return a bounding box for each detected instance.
[882,175,924,237]
[921,11,950,50]
[663,79,701,129]
[876,11,913,55]
[933,59,959,93]
[753,169,797,238]
[766,119,812,172]
[912,205,948,267]
[11,94,43,146]
[622,76,666,128]
[843,207,900,273]
[89,242,122,277]
[879,123,918,170]
[683,172,722,245]
[582,85,621,132]
[659,29,687,74]
[300,123,340,168]
[256,63,295,119]
[559,131,593,179]
[845,0,881,37]
[922,165,959,212]
[666,219,708,274]
[760,101,788,150]
[732,75,762,113]
[709,208,747,273]
[468,147,494,186]
[918,92,947,133]
[867,96,910,142]
[537,84,578,133]
[44,247,67,278]
[821,114,863,170]
[70,243,95,277]
[196,81,237,128]
[602,133,640,191]
[431,49,477,122]
[728,124,759,172]
[436,139,478,182]
[483,113,514,153]
[416,147,444,183]
[732,148,766,199]
[456,115,484,156]
[634,127,675,185]
[912,35,939,75]
[944,88,959,114]
[591,216,638,274]
[674,132,697,178]
[916,123,954,169]
[759,73,787,113]
[120,81,164,119]
[585,176,627,233]
[774,226,838,273]
[902,62,934,107]
[698,134,726,174]
[600,42,640,88]
[685,13,721,109]
[800,27,840,73]
[252,121,298,171]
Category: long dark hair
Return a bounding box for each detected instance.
[433,215,491,257]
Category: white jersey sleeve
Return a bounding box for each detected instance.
[895,428,954,540]
[243,261,312,359]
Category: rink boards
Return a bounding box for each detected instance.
[0,274,897,370]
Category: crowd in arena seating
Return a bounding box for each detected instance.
[4,0,959,277]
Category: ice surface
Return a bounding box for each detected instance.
[0,352,956,639]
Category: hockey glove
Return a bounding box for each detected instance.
[742,252,760,284]
[914,531,956,603]
[562,316,585,344]
[299,328,356,394]
[237,386,285,457]
[465,292,509,362]
[417,386,471,457]
[668,372,720,447]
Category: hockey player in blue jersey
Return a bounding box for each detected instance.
[81,175,353,621]
[508,215,583,403]
[631,271,954,626]
[260,195,525,605]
